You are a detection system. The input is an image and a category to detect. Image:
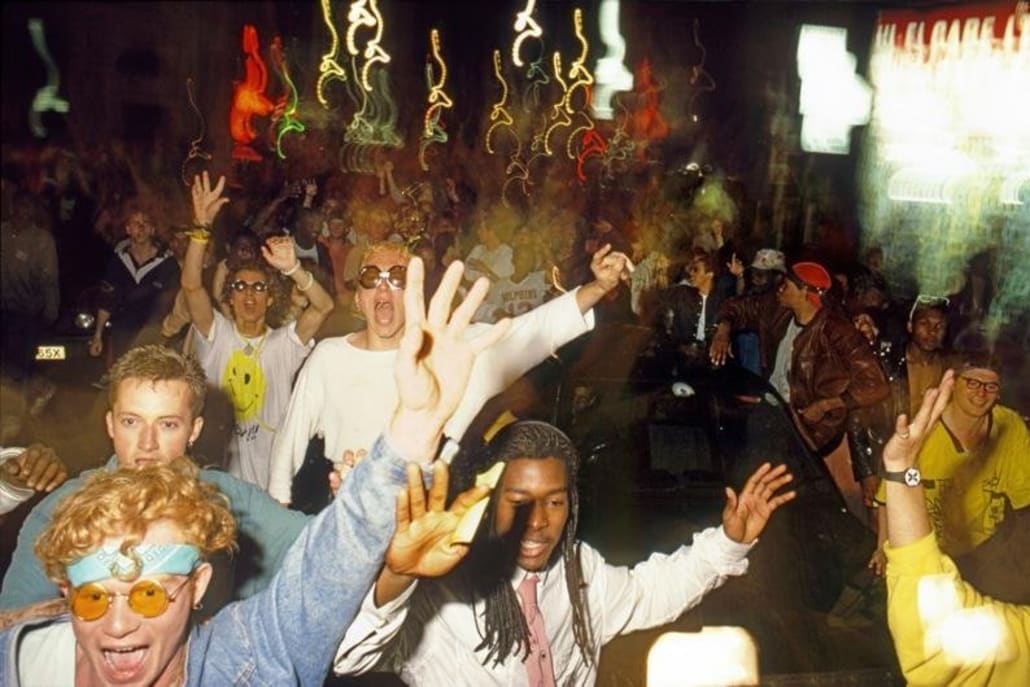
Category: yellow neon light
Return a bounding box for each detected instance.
[512,0,543,68]
[541,51,572,155]
[485,49,516,155]
[316,0,347,108]
[565,8,595,112]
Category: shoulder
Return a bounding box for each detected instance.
[993,406,1030,440]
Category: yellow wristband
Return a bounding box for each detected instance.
[187,225,211,243]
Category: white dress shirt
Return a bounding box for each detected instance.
[335,526,752,685]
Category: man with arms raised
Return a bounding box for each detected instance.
[0,255,509,685]
[182,172,334,490]
[333,420,796,684]
[0,345,308,611]
[268,231,628,504]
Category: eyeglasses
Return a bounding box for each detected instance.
[229,279,269,294]
[357,265,406,290]
[69,575,194,622]
[909,294,949,322]
[960,376,1000,393]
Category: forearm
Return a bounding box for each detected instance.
[181,236,208,291]
[374,567,416,607]
[574,279,611,314]
[93,309,111,339]
[884,481,932,547]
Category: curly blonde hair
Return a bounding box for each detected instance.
[35,458,237,584]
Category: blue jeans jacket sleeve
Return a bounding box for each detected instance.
[187,435,409,686]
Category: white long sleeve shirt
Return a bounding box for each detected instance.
[334,526,752,685]
[267,288,594,503]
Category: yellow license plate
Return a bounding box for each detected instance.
[35,345,66,360]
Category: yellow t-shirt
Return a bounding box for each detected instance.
[876,405,1030,557]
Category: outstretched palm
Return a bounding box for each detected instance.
[386,462,489,578]
[722,463,796,544]
[191,171,228,226]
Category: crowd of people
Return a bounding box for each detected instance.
[1,130,1028,686]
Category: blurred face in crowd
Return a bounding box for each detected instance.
[367,209,392,242]
[106,379,203,469]
[686,257,714,292]
[327,217,347,240]
[230,235,260,264]
[228,268,273,328]
[494,457,570,572]
[908,308,947,353]
[852,313,879,345]
[777,275,807,311]
[125,212,155,246]
[952,367,1001,420]
[749,268,781,294]
[355,247,409,347]
[70,521,212,687]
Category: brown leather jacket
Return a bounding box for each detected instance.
[717,294,890,453]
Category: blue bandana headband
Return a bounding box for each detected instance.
[66,544,201,587]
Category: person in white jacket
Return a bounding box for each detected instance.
[267,240,629,505]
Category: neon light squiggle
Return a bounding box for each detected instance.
[181,77,212,187]
[540,51,572,155]
[576,129,607,182]
[316,0,348,109]
[27,19,69,138]
[346,0,391,92]
[485,50,517,155]
[230,24,275,162]
[270,36,306,161]
[512,0,543,68]
[420,29,453,171]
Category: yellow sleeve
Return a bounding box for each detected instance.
[885,533,1030,686]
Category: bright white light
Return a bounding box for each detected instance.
[647,628,758,687]
[796,25,872,154]
[592,0,633,119]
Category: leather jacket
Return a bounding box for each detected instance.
[717,294,890,454]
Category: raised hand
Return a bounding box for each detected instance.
[388,258,511,464]
[191,172,229,226]
[385,462,490,578]
[722,462,796,544]
[882,369,954,472]
[590,243,630,292]
[261,235,299,272]
[727,253,744,278]
[0,444,67,493]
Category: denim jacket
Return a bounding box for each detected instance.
[0,456,310,611]
[0,435,408,686]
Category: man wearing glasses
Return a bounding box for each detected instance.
[182,173,334,490]
[873,352,1030,595]
[267,236,629,506]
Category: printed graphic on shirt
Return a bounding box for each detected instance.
[223,349,266,423]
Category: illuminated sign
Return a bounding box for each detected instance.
[860,1,1029,338]
[796,25,872,154]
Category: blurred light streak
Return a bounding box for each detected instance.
[796,25,872,154]
[346,0,391,92]
[27,19,69,138]
[229,24,274,162]
[647,629,759,687]
[270,37,306,161]
[420,29,453,171]
[592,0,633,120]
[485,49,517,155]
[512,0,543,68]
[181,77,212,186]
[316,0,348,108]
[916,575,1014,667]
[541,51,572,156]
[686,19,717,124]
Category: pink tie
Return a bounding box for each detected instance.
[517,574,557,687]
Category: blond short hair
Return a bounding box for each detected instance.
[108,345,207,419]
[35,458,236,584]
[360,240,412,268]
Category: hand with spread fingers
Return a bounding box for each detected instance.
[882,369,954,473]
[385,462,490,579]
[261,235,299,272]
[388,257,512,465]
[722,462,796,544]
[191,171,229,227]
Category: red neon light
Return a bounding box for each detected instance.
[230,24,275,162]
[576,129,608,182]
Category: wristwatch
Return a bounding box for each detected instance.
[883,467,921,487]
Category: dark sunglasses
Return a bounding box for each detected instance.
[229,279,269,293]
[358,265,406,290]
[70,575,194,622]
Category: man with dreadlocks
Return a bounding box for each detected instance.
[333,420,796,685]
